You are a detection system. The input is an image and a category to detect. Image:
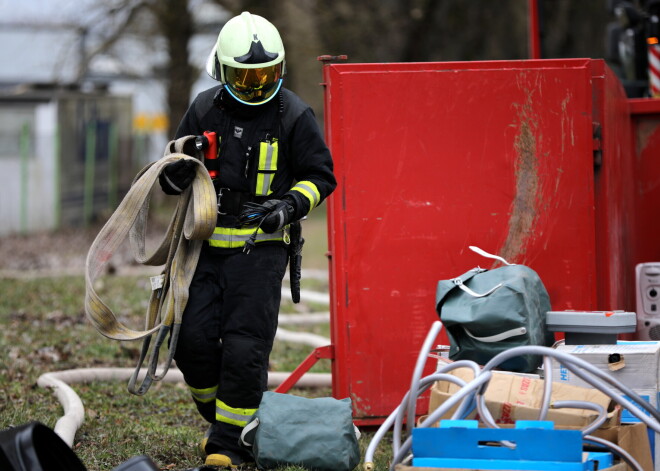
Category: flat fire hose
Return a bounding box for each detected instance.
[84,136,216,395]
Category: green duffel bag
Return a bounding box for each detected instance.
[435,246,555,373]
[240,391,361,471]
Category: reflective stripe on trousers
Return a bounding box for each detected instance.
[189,384,217,403]
[216,398,258,427]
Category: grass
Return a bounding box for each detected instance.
[0,207,395,471]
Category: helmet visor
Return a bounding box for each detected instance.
[224,64,283,104]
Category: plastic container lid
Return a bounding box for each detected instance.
[546,310,637,333]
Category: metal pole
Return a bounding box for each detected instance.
[650,40,660,97]
[528,0,542,59]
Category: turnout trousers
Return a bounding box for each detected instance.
[173,243,288,456]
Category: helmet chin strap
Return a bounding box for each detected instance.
[224,78,283,106]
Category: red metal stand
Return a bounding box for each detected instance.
[274,345,334,393]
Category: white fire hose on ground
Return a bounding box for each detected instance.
[38,367,331,448]
[39,293,332,448]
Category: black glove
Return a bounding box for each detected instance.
[159,159,197,195]
[260,199,295,233]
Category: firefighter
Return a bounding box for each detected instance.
[158,11,336,469]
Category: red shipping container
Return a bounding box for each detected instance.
[319,58,660,424]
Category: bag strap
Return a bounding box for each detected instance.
[463,326,528,342]
[239,417,260,448]
[436,246,515,309]
[453,276,502,298]
[436,268,482,307]
[449,246,516,298]
[469,245,515,266]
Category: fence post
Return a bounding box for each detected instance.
[19,123,30,234]
[83,120,96,226]
[108,121,119,209]
[54,124,61,229]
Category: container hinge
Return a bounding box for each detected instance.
[593,122,602,167]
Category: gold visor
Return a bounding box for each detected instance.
[225,64,282,104]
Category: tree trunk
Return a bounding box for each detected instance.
[152,0,197,138]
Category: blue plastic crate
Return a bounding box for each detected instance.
[412,420,612,470]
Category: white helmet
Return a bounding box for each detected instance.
[206,11,285,106]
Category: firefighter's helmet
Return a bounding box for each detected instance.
[206,11,285,106]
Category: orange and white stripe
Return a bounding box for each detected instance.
[648,38,660,97]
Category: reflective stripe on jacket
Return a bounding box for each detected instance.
[208,227,285,249]
[290,180,321,211]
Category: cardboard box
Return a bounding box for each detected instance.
[427,367,619,428]
[551,341,660,468]
[591,422,653,471]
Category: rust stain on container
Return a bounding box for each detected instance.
[500,99,540,263]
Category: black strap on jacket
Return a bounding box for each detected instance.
[216,188,254,216]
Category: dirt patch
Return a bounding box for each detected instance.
[499,97,541,263]
[0,224,159,276]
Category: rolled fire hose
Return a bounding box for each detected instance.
[84,136,216,396]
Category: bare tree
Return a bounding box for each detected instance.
[75,0,198,138]
[73,0,610,137]
[74,2,150,80]
[150,0,196,137]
